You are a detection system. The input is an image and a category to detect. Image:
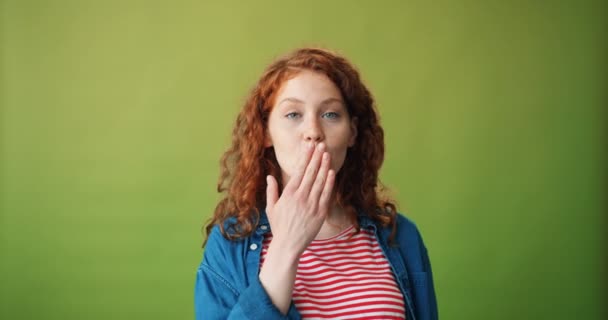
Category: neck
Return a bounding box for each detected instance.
[326,202,351,224]
[315,200,355,240]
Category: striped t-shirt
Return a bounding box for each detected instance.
[259,226,406,319]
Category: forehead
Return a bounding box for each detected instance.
[273,70,343,104]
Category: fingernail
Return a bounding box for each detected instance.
[317,143,325,151]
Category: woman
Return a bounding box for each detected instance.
[195,48,438,320]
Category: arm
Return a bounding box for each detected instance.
[396,215,439,320]
[194,228,300,320]
[195,262,297,319]
[259,142,335,314]
[413,222,438,320]
[195,142,333,319]
[421,243,438,320]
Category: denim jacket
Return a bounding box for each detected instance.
[195,210,438,320]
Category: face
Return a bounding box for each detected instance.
[265,70,357,185]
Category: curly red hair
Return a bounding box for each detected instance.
[204,47,397,244]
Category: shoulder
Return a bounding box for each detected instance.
[388,212,433,274]
[205,223,230,251]
[203,216,244,250]
[393,212,428,252]
[394,212,419,233]
[201,225,228,266]
[201,223,248,270]
[204,220,251,246]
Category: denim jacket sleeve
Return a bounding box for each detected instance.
[394,214,438,320]
[417,233,438,320]
[194,225,300,320]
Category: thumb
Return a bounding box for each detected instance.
[266,175,278,212]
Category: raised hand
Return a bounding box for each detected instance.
[259,141,336,315]
[265,141,335,255]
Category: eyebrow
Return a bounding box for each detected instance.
[277,97,345,107]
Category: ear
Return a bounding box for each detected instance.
[348,117,358,147]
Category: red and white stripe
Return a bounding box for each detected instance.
[260,226,406,320]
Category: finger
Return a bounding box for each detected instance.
[308,151,330,203]
[318,169,335,213]
[266,175,278,212]
[283,142,314,193]
[298,142,325,195]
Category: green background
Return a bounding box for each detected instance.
[1,0,606,319]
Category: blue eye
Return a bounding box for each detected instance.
[322,112,340,119]
[285,112,300,119]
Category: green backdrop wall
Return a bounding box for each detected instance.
[1,0,606,319]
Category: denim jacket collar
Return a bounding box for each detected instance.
[255,207,379,234]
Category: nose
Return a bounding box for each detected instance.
[304,117,324,142]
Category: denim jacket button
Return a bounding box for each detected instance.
[259,225,268,231]
[249,243,258,251]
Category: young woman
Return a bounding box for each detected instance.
[195,48,438,320]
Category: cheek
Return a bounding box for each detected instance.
[274,150,294,172]
[329,146,349,173]
[328,129,354,172]
[272,142,300,176]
